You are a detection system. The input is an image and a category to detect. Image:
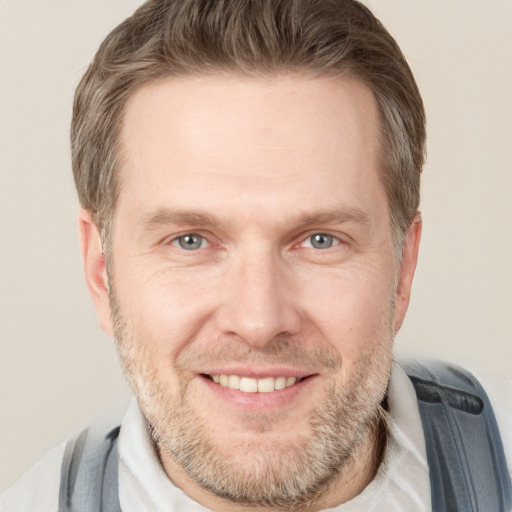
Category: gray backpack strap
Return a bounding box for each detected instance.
[59,425,122,512]
[402,359,512,512]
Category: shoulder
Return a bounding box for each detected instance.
[0,440,67,512]
[399,359,512,483]
[1,409,125,512]
[474,372,512,480]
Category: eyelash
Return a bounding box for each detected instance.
[170,233,210,251]
[299,233,341,250]
[168,231,343,252]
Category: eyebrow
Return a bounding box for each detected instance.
[137,206,370,232]
[137,208,221,231]
[297,207,370,228]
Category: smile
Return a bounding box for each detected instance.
[209,374,302,393]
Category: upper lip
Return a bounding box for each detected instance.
[199,367,317,379]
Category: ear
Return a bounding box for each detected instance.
[393,215,422,334]
[78,209,114,338]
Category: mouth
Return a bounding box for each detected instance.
[199,371,318,410]
[206,374,303,393]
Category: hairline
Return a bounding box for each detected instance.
[97,68,409,265]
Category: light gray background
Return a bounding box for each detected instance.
[1,0,511,493]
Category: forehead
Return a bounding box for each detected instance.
[117,74,386,229]
[121,74,381,167]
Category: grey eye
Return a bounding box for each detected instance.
[177,234,204,250]
[309,233,334,249]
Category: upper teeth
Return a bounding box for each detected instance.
[210,375,298,393]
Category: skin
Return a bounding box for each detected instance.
[80,74,421,511]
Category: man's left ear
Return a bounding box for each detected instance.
[394,215,422,334]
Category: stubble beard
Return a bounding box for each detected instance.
[111,291,394,510]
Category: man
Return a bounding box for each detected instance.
[1,1,511,511]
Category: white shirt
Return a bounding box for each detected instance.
[2,362,511,511]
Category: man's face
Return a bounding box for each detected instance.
[83,74,420,509]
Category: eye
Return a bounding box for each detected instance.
[171,234,208,251]
[302,233,339,250]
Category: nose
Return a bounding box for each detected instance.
[216,249,302,348]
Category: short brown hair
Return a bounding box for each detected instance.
[72,0,426,249]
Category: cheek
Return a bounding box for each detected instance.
[113,266,219,358]
[298,265,395,356]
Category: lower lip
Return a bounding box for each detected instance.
[199,375,317,411]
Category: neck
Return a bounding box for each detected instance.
[159,414,387,512]
[305,413,387,511]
